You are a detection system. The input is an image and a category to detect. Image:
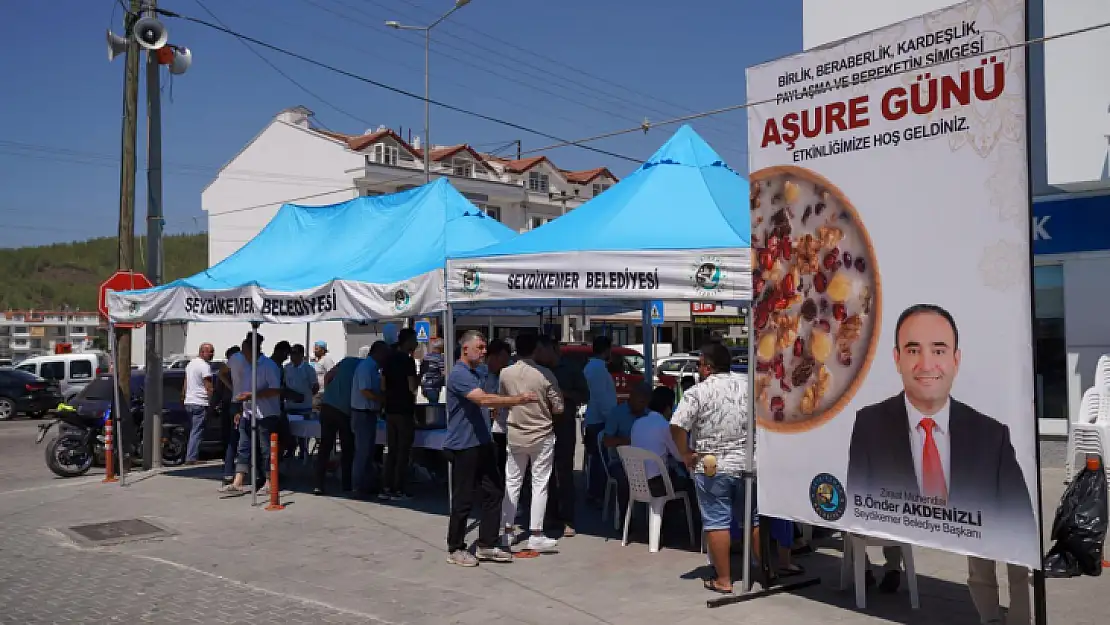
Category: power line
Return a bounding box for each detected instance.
[156,7,645,164]
[518,18,1110,157]
[191,0,375,128]
[359,0,747,137]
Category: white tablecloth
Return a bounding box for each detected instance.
[287,414,446,451]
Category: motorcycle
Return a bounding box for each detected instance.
[37,405,187,478]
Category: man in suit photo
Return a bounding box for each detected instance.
[846,303,1036,595]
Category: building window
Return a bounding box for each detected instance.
[478,204,500,221]
[530,215,553,230]
[1034,264,1067,421]
[372,143,398,166]
[71,326,86,334]
[13,326,27,335]
[528,171,549,193]
[452,159,473,178]
[363,189,384,197]
[592,183,611,196]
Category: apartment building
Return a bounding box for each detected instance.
[191,106,621,358]
[0,310,101,362]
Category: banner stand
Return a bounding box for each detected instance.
[707,318,820,608]
[250,322,260,508]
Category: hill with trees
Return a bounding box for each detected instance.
[0,234,208,311]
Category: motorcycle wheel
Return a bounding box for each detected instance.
[161,431,187,467]
[44,433,94,478]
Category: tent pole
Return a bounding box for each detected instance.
[250,322,259,507]
[741,307,756,594]
[641,303,654,382]
[444,305,455,366]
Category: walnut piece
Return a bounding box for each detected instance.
[816,225,844,249]
[775,313,800,350]
[837,314,863,345]
[795,234,822,275]
[755,373,771,408]
[799,365,832,415]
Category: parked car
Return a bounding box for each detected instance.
[558,344,645,401]
[69,370,224,455]
[14,352,109,403]
[0,367,63,420]
[681,347,749,374]
[653,355,701,389]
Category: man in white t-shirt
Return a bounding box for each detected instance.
[183,343,214,465]
[283,344,318,415]
[631,385,686,497]
[313,340,336,389]
[220,335,283,496]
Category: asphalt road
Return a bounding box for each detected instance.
[0,418,106,494]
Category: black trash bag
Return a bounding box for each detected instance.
[1043,463,1108,578]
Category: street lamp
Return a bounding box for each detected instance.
[387,0,472,183]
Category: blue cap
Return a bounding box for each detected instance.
[314,340,327,349]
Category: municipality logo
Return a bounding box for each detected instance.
[691,255,725,294]
[392,287,411,313]
[127,302,140,316]
[460,267,482,296]
[809,473,847,522]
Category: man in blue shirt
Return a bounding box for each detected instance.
[582,336,617,502]
[351,341,389,497]
[313,349,362,495]
[444,330,538,568]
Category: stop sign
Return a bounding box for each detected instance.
[99,271,154,328]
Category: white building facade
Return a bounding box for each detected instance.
[802,0,1110,435]
[0,310,102,362]
[193,106,620,359]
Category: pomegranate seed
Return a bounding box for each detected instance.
[782,272,796,294]
[774,352,784,366]
[833,303,847,321]
[793,337,804,357]
[854,257,866,272]
[770,396,785,412]
[814,201,826,215]
[767,234,780,257]
[759,250,774,271]
[816,319,831,333]
[822,251,838,271]
[838,351,853,367]
[754,275,765,294]
[773,362,785,379]
[755,308,770,329]
[773,409,785,422]
[782,237,793,260]
[779,379,792,392]
[756,360,771,373]
[842,251,852,266]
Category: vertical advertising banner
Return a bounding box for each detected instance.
[746,0,1039,567]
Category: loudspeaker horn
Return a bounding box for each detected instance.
[169,46,192,75]
[132,16,168,50]
[107,30,128,62]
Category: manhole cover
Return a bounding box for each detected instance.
[64,518,175,546]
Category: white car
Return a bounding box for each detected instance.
[653,355,700,389]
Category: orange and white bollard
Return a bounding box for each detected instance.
[265,433,284,511]
[102,417,118,483]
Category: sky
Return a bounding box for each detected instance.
[0,0,803,249]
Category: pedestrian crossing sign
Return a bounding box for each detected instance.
[649,300,664,326]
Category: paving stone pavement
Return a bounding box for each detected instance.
[0,434,1103,624]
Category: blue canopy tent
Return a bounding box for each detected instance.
[107,178,518,324]
[446,124,753,313]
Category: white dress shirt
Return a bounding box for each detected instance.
[630,411,682,479]
[283,361,317,413]
[583,357,617,426]
[905,396,951,495]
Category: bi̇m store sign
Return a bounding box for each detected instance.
[1033,194,1110,256]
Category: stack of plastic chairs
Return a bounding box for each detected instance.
[1066,355,1110,484]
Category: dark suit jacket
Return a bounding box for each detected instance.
[847,393,1035,529]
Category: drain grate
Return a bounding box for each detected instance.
[65,518,175,546]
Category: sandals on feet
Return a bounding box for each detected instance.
[703,579,734,594]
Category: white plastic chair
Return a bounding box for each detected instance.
[598,431,621,530]
[1094,354,1110,390]
[840,534,919,610]
[1070,387,1110,487]
[616,446,696,553]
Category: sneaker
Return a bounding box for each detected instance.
[378,490,393,501]
[391,492,412,501]
[475,546,513,563]
[446,550,479,567]
[563,526,577,538]
[526,535,558,553]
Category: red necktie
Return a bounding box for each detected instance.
[918,417,947,500]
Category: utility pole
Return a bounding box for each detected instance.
[115,0,142,458]
[142,0,164,469]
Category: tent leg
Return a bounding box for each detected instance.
[641,303,654,382]
[109,324,127,488]
[250,322,259,507]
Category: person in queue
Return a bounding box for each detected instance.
[444,330,538,568]
[313,340,335,389]
[546,340,590,537]
[484,339,513,475]
[220,333,283,496]
[313,349,362,496]
[381,328,419,501]
[498,333,564,553]
[219,335,262,486]
[420,337,446,404]
[631,385,688,496]
[212,345,239,482]
[182,343,214,466]
[583,335,617,505]
[670,341,753,594]
[351,341,389,498]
